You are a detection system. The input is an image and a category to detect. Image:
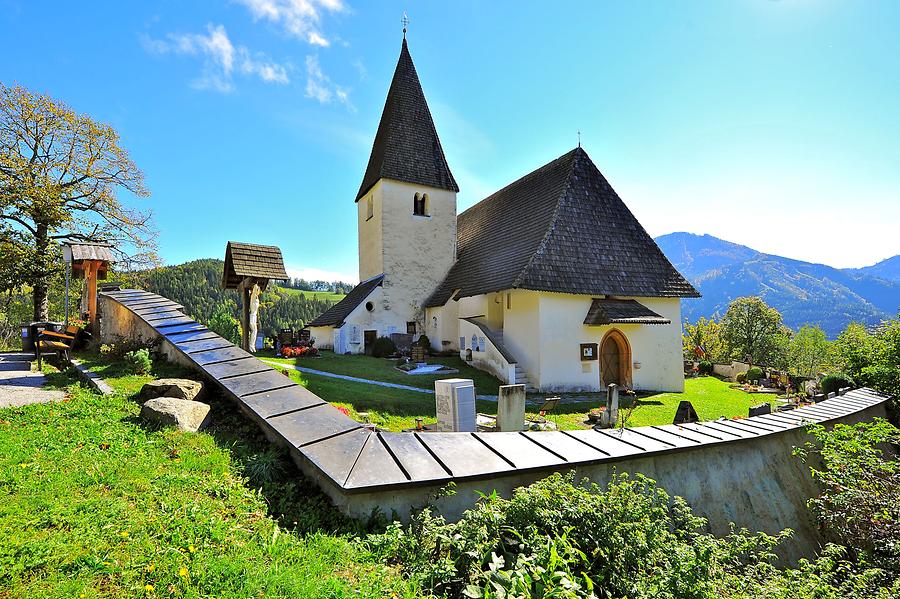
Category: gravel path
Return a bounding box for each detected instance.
[0,352,66,408]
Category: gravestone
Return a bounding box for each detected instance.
[435,378,476,432]
[673,400,699,425]
[390,333,414,353]
[497,384,526,432]
[749,403,771,417]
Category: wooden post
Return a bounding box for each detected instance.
[240,282,251,352]
[86,260,99,334]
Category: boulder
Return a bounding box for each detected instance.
[139,378,203,402]
[140,397,211,432]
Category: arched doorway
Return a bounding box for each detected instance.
[600,329,631,388]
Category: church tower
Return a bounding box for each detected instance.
[355,36,459,334]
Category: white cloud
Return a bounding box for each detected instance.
[305,55,353,110]
[142,24,290,91]
[236,0,346,47]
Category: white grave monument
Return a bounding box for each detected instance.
[435,378,476,432]
[497,384,526,432]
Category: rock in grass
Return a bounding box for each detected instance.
[139,378,203,402]
[140,397,211,432]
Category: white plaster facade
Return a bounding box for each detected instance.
[426,291,684,393]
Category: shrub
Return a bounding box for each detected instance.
[371,336,396,358]
[123,348,152,375]
[698,360,713,375]
[736,371,747,384]
[746,366,763,383]
[821,372,854,395]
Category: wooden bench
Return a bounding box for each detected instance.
[35,325,79,369]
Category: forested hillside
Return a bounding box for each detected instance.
[131,259,340,338]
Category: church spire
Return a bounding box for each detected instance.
[355,35,458,201]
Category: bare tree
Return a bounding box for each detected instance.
[0,83,156,320]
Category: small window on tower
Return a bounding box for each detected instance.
[366,196,373,220]
[413,192,427,216]
[406,321,416,334]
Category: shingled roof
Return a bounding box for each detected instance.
[307,274,384,328]
[584,299,671,325]
[355,39,458,201]
[425,147,700,306]
[222,242,289,289]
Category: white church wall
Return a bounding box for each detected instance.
[501,290,542,386]
[308,326,334,350]
[357,189,383,282]
[426,300,460,352]
[536,293,684,393]
[364,179,457,330]
[333,285,407,354]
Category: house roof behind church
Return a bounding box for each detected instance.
[307,274,384,328]
[425,147,700,306]
[355,39,458,201]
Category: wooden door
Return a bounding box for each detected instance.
[364,330,377,355]
[600,335,621,387]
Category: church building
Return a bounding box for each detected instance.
[307,36,699,393]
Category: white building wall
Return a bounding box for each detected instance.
[357,179,458,333]
[425,299,460,352]
[501,290,542,385]
[535,293,684,393]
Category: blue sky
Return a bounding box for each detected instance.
[3,0,899,280]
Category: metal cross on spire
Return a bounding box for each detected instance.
[402,11,409,39]
[577,130,581,148]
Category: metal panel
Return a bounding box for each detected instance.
[561,429,640,458]
[344,435,410,489]
[219,369,296,398]
[268,403,362,447]
[300,428,370,487]
[519,431,609,463]
[473,432,565,469]
[240,385,325,419]
[190,345,252,366]
[151,316,197,328]
[203,357,270,379]
[416,433,515,477]
[380,433,451,481]
[154,322,207,335]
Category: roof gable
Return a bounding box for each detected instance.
[306,274,384,328]
[223,242,288,289]
[426,147,699,306]
[356,39,458,201]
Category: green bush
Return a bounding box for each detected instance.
[821,373,854,395]
[746,366,763,383]
[371,336,397,358]
[736,371,747,384]
[698,360,713,375]
[123,348,152,375]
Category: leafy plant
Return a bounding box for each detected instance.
[698,360,713,375]
[746,366,763,383]
[736,371,747,384]
[794,419,900,575]
[123,348,152,375]
[371,336,396,358]
[821,373,854,395]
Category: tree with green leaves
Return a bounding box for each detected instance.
[720,296,789,366]
[682,316,726,363]
[788,324,831,377]
[0,83,156,320]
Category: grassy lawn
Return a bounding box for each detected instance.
[261,352,772,432]
[274,287,345,302]
[261,350,503,395]
[0,355,417,598]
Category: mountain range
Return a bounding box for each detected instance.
[654,232,900,337]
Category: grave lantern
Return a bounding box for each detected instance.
[222,241,288,352]
[63,241,113,333]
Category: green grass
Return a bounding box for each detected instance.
[547,376,776,430]
[0,355,417,598]
[274,287,346,302]
[261,350,502,395]
[262,352,772,432]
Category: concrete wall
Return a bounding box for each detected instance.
[358,179,457,332]
[336,401,887,564]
